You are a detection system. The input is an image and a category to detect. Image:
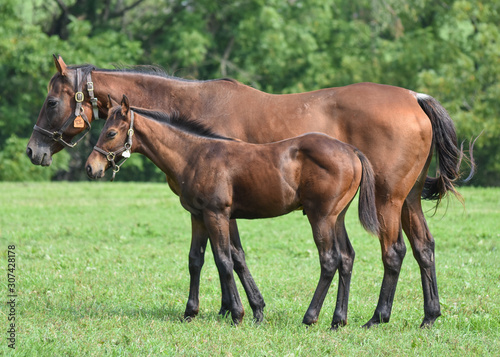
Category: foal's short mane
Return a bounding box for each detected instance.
[123,106,234,141]
[65,63,237,84]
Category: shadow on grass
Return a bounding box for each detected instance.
[57,302,241,325]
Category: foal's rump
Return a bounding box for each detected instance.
[291,133,379,235]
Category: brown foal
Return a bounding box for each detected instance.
[86,96,380,328]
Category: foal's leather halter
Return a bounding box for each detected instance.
[33,68,99,148]
[93,111,135,181]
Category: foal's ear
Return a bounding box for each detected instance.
[121,95,130,117]
[53,54,68,76]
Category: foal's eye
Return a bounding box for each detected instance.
[106,131,117,139]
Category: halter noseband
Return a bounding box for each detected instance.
[93,111,135,181]
[33,68,100,148]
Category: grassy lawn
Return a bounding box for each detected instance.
[0,182,499,356]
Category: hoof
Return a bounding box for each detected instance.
[252,308,264,324]
[420,313,440,328]
[330,320,347,331]
[302,314,318,326]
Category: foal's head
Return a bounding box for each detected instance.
[86,95,134,179]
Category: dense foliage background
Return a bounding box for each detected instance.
[1,0,498,185]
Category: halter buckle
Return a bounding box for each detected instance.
[87,82,94,91]
[75,92,84,102]
[106,152,116,161]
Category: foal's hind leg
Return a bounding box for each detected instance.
[203,212,245,325]
[330,212,355,330]
[228,219,266,323]
[402,187,441,327]
[184,215,210,320]
[302,215,340,326]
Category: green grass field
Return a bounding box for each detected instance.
[1,183,499,356]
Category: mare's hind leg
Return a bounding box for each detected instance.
[302,215,340,326]
[228,219,266,323]
[330,212,355,330]
[402,186,441,327]
[363,201,406,328]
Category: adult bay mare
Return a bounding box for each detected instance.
[27,55,475,328]
[86,96,381,328]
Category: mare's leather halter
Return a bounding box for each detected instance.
[92,111,135,181]
[33,68,99,148]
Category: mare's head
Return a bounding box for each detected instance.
[26,55,97,166]
[86,95,134,179]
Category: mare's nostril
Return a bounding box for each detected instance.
[86,165,93,177]
[26,147,33,159]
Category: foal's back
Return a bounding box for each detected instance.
[189,132,362,220]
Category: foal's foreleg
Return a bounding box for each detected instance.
[229,219,266,323]
[402,194,441,327]
[302,217,340,326]
[184,215,210,320]
[204,212,245,325]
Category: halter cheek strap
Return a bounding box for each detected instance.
[93,111,135,181]
[33,68,100,148]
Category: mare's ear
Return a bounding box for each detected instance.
[107,94,118,109]
[53,54,68,76]
[121,95,130,117]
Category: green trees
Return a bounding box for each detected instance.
[1,0,498,185]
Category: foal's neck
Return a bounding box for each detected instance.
[132,114,211,183]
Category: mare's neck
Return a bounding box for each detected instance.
[92,71,204,118]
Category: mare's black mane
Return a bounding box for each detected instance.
[67,64,236,84]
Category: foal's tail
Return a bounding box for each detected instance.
[354,149,380,236]
[416,93,476,205]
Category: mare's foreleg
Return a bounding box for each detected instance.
[402,190,441,327]
[229,219,266,323]
[302,216,340,326]
[363,202,406,328]
[204,212,245,325]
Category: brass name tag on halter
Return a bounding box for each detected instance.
[74,116,85,128]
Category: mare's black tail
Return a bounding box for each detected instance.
[416,93,476,206]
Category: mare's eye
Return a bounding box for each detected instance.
[106,131,117,139]
[47,99,58,109]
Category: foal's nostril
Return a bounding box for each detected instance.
[26,147,33,159]
[86,165,93,177]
